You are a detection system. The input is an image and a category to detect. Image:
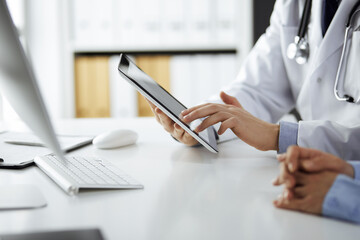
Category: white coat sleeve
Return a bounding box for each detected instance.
[298,121,360,160]
[208,0,295,123]
[206,0,296,142]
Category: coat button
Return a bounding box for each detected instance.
[317,78,322,83]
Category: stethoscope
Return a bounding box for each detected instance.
[335,1,360,103]
[287,0,360,103]
[287,0,312,65]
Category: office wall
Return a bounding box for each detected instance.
[3,0,253,119]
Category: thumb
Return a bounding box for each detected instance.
[220,91,241,107]
[300,155,342,173]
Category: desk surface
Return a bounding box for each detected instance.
[0,118,359,240]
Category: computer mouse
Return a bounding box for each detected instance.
[92,129,138,149]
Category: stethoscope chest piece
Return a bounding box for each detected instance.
[287,0,312,65]
[287,36,310,65]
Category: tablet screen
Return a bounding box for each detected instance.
[118,54,218,153]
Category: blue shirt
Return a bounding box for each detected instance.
[323,162,360,223]
[278,121,360,223]
[278,121,298,153]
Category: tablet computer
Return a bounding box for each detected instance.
[118,54,218,153]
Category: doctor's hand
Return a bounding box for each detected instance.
[180,91,280,151]
[146,100,199,146]
[272,146,354,188]
[273,170,338,215]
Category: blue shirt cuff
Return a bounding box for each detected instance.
[322,174,360,224]
[278,121,298,153]
[348,161,360,181]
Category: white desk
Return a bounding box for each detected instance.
[0,118,359,240]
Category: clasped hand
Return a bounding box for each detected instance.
[272,146,354,215]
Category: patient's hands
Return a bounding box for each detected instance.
[274,169,338,214]
[272,146,354,215]
[273,146,354,188]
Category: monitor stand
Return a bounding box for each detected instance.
[0,185,47,210]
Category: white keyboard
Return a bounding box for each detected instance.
[34,155,143,195]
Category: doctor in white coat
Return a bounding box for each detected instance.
[148,0,360,160]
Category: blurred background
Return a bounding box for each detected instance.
[2,0,275,122]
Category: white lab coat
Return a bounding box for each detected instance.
[211,0,360,160]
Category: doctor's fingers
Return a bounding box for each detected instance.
[217,117,235,135]
[194,112,233,133]
[181,103,213,116]
[220,91,242,108]
[146,99,157,110]
[172,123,185,140]
[146,99,160,122]
[172,123,198,146]
[181,104,228,123]
[155,107,175,133]
[150,106,161,124]
[146,98,160,121]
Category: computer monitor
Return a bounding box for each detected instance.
[0,0,64,159]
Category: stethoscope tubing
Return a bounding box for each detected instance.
[334,6,360,103]
[347,1,360,26]
[298,0,312,38]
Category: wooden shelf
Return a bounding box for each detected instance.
[72,44,238,55]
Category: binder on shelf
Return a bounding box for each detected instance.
[135,55,171,117]
[74,56,89,117]
[109,55,137,118]
[74,56,111,118]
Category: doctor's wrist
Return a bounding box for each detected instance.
[259,123,280,151]
[271,124,280,151]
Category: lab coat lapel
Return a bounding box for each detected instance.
[312,0,357,70]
